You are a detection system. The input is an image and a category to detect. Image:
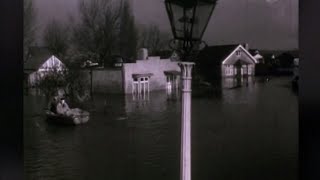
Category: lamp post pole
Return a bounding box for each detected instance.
[179,62,194,180]
[90,68,93,99]
[164,1,217,180]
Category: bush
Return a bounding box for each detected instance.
[37,64,90,105]
[37,69,67,97]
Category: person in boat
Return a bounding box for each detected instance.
[48,96,59,113]
[56,97,71,115]
[56,97,82,117]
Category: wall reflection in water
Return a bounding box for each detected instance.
[222,76,255,89]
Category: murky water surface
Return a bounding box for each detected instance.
[24,77,298,180]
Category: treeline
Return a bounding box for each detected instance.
[24,0,172,66]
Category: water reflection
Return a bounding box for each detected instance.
[222,76,255,89]
[24,77,297,180]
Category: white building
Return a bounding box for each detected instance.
[122,49,180,94]
[198,44,258,79]
[249,49,264,64]
[24,47,66,87]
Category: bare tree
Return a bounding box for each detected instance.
[43,20,69,59]
[24,0,36,62]
[139,24,171,55]
[118,0,138,59]
[72,0,121,66]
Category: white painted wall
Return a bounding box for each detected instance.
[123,58,180,94]
[221,46,256,77]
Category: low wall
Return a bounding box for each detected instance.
[123,59,180,94]
[81,68,123,94]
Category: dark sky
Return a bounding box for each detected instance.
[33,0,298,50]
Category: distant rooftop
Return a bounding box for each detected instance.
[198,44,244,65]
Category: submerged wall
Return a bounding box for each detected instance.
[81,68,123,94]
[123,58,180,94]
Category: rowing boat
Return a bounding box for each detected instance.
[45,109,90,125]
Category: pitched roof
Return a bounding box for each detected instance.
[198,44,239,64]
[24,47,53,70]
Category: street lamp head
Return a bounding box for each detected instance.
[165,0,217,42]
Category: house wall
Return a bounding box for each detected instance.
[221,64,255,77]
[28,71,41,87]
[123,58,180,94]
[221,47,256,77]
[253,54,264,64]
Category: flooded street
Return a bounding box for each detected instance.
[24,77,298,180]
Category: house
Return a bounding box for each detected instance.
[122,51,181,94]
[249,49,264,64]
[249,49,274,75]
[197,44,257,83]
[24,47,66,87]
[77,48,181,95]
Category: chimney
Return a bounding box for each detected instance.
[137,48,148,60]
[242,43,249,50]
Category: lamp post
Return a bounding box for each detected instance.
[164,1,217,180]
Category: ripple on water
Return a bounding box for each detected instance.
[25,78,298,180]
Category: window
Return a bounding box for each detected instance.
[236,50,241,56]
[226,68,232,75]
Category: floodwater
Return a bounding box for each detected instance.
[24,77,298,180]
